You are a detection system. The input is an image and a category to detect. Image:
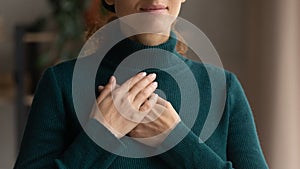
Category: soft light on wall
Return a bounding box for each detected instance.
[271,0,300,168]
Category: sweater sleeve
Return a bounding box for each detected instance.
[226,73,268,168]
[157,73,268,169]
[157,122,234,169]
[14,67,126,169]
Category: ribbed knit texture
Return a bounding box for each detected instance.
[14,34,269,169]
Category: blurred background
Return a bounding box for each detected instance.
[0,0,299,168]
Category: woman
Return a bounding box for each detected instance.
[14,0,269,168]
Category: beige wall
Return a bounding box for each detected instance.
[0,0,51,73]
[181,0,245,75]
[272,0,300,168]
[0,0,50,168]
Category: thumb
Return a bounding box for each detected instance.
[97,76,116,103]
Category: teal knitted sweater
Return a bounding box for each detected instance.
[14,34,268,169]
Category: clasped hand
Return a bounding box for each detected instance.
[90,72,181,147]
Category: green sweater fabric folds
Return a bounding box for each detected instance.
[14,34,269,169]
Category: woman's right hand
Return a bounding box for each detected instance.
[90,72,158,139]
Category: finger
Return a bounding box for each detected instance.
[156,96,171,107]
[133,81,158,108]
[139,93,158,113]
[119,72,147,93]
[129,73,157,98]
[98,85,104,91]
[99,83,120,91]
[111,76,117,90]
[97,76,115,103]
[156,96,167,106]
[141,101,166,123]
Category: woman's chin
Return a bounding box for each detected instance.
[120,12,175,34]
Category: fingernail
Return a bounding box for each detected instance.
[110,76,115,83]
[152,81,158,87]
[139,72,147,77]
[148,73,156,79]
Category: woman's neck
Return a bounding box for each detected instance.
[119,21,172,46]
[129,33,170,46]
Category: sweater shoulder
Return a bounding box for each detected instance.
[185,59,234,87]
[43,58,77,88]
[50,58,77,75]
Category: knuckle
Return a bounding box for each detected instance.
[146,77,153,83]
[112,89,122,97]
[140,90,149,97]
[139,106,146,112]
[135,82,145,89]
[165,101,172,107]
[146,85,154,91]
[111,91,118,99]
[125,93,135,103]
[141,102,151,111]
[104,82,112,89]
[144,102,151,109]
[121,93,130,103]
[123,92,130,99]
[130,130,138,137]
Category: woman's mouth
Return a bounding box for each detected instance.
[140,5,168,13]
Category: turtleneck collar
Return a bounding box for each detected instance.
[120,31,177,52]
[100,31,182,69]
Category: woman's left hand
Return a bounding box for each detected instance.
[128,96,181,146]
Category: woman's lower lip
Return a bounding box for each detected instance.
[141,8,168,13]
